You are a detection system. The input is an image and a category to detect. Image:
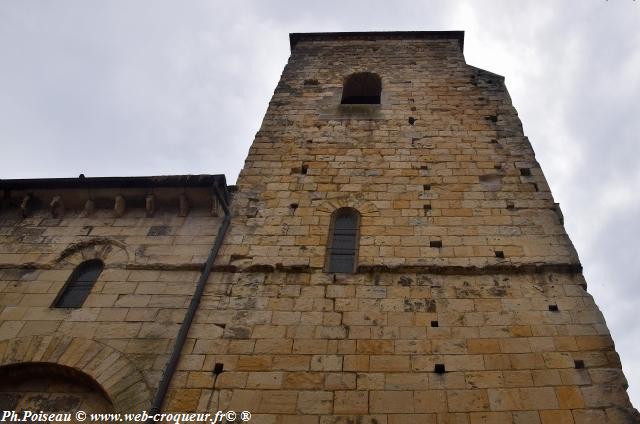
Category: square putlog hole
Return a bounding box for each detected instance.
[519,168,532,176]
[495,250,505,259]
[548,304,559,312]
[430,320,439,328]
[423,184,431,191]
[430,240,442,248]
[574,360,585,369]
[213,363,224,374]
[434,364,446,374]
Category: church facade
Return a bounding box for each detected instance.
[1,32,637,423]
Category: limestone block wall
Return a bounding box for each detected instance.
[166,270,635,423]
[221,35,578,270]
[0,184,225,411]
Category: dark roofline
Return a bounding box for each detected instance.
[0,174,227,190]
[289,31,465,52]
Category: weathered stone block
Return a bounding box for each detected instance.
[370,390,415,413]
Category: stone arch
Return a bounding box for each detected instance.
[0,362,114,414]
[0,336,151,412]
[54,238,131,267]
[317,198,379,217]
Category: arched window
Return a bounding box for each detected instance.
[341,72,382,104]
[54,259,104,308]
[326,208,360,273]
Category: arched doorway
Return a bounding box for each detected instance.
[0,336,152,412]
[0,362,113,419]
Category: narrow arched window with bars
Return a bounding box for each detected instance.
[326,208,360,273]
[53,259,104,308]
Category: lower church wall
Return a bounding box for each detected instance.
[162,270,637,422]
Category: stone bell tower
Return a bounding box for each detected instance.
[173,32,638,423]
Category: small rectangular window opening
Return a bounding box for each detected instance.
[520,168,532,176]
[430,240,442,248]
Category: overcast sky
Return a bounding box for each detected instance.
[1,0,639,407]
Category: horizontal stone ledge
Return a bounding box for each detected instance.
[0,262,205,272]
[212,262,583,275]
[1,261,582,275]
[125,262,205,271]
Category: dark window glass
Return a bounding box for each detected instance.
[341,72,382,104]
[54,259,103,308]
[327,208,360,273]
